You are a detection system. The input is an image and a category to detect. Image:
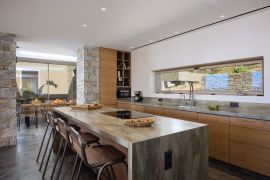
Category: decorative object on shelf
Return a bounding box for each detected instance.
[208,104,220,111]
[117,51,131,89]
[124,117,156,127]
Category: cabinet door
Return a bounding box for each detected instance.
[129,104,144,112]
[230,142,270,176]
[230,117,270,176]
[198,113,229,162]
[163,108,197,122]
[117,102,131,110]
[99,48,117,106]
[143,106,163,116]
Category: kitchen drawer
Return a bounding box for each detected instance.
[117,102,131,110]
[129,104,144,112]
[230,126,270,149]
[230,142,270,176]
[230,117,270,132]
[143,106,164,116]
[198,113,229,162]
[163,108,197,121]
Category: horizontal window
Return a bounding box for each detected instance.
[154,57,263,96]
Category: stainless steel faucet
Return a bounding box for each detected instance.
[188,82,196,106]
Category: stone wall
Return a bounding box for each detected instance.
[76,47,99,105]
[0,33,17,148]
[228,73,252,92]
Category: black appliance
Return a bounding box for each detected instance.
[117,88,131,98]
[134,91,143,102]
[102,111,151,119]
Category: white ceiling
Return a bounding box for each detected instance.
[0,0,269,56]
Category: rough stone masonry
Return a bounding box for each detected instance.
[0,33,17,148]
[76,46,99,105]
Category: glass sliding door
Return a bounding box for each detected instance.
[16,62,76,102]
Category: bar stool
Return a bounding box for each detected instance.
[40,112,84,179]
[36,107,50,163]
[69,127,128,180]
[50,118,100,180]
[37,110,81,175]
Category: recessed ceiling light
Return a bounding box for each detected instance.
[82,24,87,27]
[130,46,134,49]
[149,40,153,43]
[174,31,178,34]
[220,15,226,19]
[101,7,106,12]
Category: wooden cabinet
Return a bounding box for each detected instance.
[116,102,270,176]
[143,106,164,116]
[99,48,117,106]
[163,108,197,122]
[117,102,131,110]
[198,113,229,162]
[230,117,270,176]
[129,104,144,112]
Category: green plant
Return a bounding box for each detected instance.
[37,80,58,96]
[233,65,248,73]
[21,90,37,100]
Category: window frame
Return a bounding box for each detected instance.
[154,56,264,96]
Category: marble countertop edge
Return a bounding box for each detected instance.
[118,100,270,121]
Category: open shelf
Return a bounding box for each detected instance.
[116,51,131,89]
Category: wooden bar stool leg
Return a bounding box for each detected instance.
[55,140,68,180]
[39,128,53,171]
[75,159,83,180]
[50,137,64,180]
[71,154,79,180]
[42,130,57,179]
[36,122,49,162]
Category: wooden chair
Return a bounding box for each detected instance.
[69,127,128,180]
[18,104,37,128]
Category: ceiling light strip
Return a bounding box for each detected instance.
[132,5,270,50]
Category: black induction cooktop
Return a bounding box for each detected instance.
[102,110,151,119]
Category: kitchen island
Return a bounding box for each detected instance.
[53,106,208,180]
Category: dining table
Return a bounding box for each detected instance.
[20,102,74,127]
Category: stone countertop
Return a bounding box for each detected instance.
[53,106,206,148]
[118,99,270,121]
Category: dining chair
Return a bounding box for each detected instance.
[18,104,37,128]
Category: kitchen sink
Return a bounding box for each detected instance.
[178,105,197,109]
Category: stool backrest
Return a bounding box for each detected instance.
[57,118,69,141]
[40,107,49,123]
[69,127,87,162]
[47,112,57,128]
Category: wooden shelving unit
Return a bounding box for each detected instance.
[117,51,131,87]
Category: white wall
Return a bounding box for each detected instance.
[131,10,270,103]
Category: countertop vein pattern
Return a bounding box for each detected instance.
[118,99,270,121]
[53,106,206,148]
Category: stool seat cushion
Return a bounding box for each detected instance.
[85,145,126,167]
[80,133,99,144]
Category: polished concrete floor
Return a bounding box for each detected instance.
[0,120,269,180]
